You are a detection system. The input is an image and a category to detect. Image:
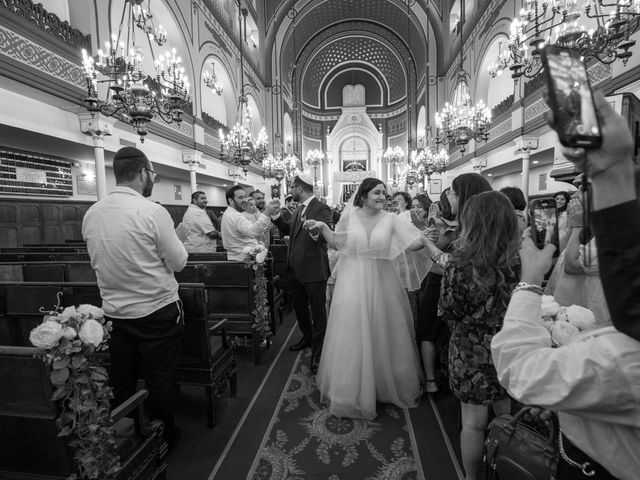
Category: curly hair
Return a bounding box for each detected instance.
[452,191,520,305]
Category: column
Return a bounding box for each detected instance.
[514,137,539,203]
[182,150,202,194]
[78,113,116,200]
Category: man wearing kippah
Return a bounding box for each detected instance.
[272,172,333,373]
[82,146,188,451]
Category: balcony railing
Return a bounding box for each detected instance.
[491,94,515,119]
[1,0,90,50]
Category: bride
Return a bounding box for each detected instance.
[304,178,426,420]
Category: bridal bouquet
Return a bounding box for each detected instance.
[540,295,596,347]
[242,244,268,269]
[30,300,120,479]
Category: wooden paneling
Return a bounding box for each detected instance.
[0,199,91,248]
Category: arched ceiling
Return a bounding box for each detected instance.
[276,0,427,93]
[302,36,405,108]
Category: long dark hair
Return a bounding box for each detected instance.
[452,173,492,217]
[353,178,385,207]
[413,193,432,212]
[439,188,455,221]
[453,191,520,305]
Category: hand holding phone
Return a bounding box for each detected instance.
[541,45,601,149]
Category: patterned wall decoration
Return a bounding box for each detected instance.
[302,36,405,107]
[293,22,417,157]
[477,0,508,39]
[153,115,194,138]
[488,118,512,141]
[204,132,222,150]
[0,25,84,89]
[387,115,407,136]
[524,98,550,123]
[302,118,323,138]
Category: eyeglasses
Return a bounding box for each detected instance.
[142,167,160,183]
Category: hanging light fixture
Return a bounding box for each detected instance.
[262,134,299,186]
[203,60,223,95]
[382,146,405,187]
[488,1,640,82]
[305,149,324,185]
[435,0,491,154]
[219,2,268,175]
[81,0,190,142]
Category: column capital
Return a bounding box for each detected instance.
[78,113,116,138]
[514,136,539,153]
[182,149,202,167]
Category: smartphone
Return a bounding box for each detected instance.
[530,198,559,250]
[541,45,602,148]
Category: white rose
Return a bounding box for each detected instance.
[78,319,104,347]
[76,304,104,320]
[58,306,77,322]
[255,250,267,264]
[242,246,252,255]
[29,320,63,349]
[61,327,77,340]
[555,307,568,323]
[542,319,555,331]
[565,305,596,331]
[541,295,556,304]
[550,321,580,346]
[541,301,561,318]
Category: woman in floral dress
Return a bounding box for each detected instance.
[438,191,521,480]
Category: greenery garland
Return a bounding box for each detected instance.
[29,298,120,479]
[233,245,273,347]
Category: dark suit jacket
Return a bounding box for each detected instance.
[592,199,640,341]
[273,197,333,284]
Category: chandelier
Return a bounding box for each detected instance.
[435,71,491,154]
[263,152,299,184]
[305,149,325,185]
[382,146,405,187]
[488,1,640,82]
[412,147,450,181]
[203,61,223,95]
[81,0,189,142]
[435,0,491,154]
[219,4,268,175]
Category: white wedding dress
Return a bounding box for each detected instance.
[316,207,423,420]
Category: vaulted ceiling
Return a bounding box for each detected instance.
[265,0,441,107]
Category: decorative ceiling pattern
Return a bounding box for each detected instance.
[280,0,426,87]
[302,36,405,107]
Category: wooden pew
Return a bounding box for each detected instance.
[176,262,274,365]
[0,346,167,480]
[0,281,236,428]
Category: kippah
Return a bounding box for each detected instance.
[114,146,147,162]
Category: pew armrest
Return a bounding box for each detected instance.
[111,390,148,423]
[209,318,229,348]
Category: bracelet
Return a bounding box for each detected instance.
[431,252,442,263]
[513,282,544,295]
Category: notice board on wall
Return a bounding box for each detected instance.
[0,147,73,197]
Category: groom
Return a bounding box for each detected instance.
[272,172,333,372]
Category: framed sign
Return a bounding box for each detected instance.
[430,179,442,195]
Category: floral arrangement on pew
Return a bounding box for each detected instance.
[540,295,596,346]
[237,244,273,346]
[29,296,120,480]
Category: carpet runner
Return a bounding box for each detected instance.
[247,352,424,480]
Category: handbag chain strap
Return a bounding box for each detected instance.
[556,430,596,477]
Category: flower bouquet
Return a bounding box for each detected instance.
[540,295,596,347]
[29,298,120,479]
[242,244,268,269]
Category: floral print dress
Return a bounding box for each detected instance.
[438,260,520,405]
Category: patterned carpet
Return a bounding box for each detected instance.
[247,353,423,480]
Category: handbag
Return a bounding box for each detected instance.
[485,406,560,480]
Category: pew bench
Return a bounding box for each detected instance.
[0,345,167,480]
[0,281,237,429]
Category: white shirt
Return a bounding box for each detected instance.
[220,206,271,261]
[82,186,188,319]
[491,291,640,480]
[182,204,217,253]
[299,195,316,218]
